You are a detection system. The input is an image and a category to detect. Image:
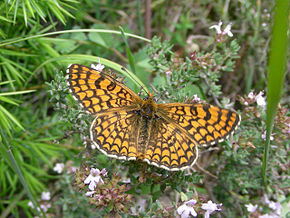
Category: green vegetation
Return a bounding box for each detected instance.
[0,0,289,217]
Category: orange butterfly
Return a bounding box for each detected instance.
[67,64,240,171]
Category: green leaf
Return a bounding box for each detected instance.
[140,184,151,194]
[263,0,289,185]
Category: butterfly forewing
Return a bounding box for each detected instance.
[158,103,240,146]
[67,64,141,114]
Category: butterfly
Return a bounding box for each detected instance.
[66,64,240,171]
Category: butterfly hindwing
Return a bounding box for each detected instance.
[90,111,139,160]
[144,118,198,171]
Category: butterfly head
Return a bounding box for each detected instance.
[140,92,157,118]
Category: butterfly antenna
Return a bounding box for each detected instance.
[121,67,148,96]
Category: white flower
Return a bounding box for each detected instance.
[165,70,172,78]
[41,192,50,201]
[248,91,255,99]
[261,194,282,216]
[84,168,106,191]
[53,163,64,174]
[28,201,41,212]
[247,90,266,107]
[209,20,233,37]
[255,91,266,107]
[177,199,197,218]
[28,201,34,208]
[122,178,131,184]
[85,191,95,197]
[100,168,107,177]
[91,143,97,149]
[91,63,105,72]
[40,203,51,213]
[209,20,223,34]
[192,94,201,102]
[201,200,222,218]
[268,201,282,216]
[223,23,233,37]
[262,131,274,141]
[245,203,258,213]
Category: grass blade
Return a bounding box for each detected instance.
[262,0,289,185]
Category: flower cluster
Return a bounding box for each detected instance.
[239,90,267,121]
[53,161,77,174]
[244,194,283,218]
[239,90,266,108]
[74,164,133,214]
[177,199,222,218]
[28,191,51,213]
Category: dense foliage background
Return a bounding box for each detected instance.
[0,0,289,217]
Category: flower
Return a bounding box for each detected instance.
[28,201,34,208]
[246,90,266,107]
[91,63,105,72]
[209,20,233,37]
[223,23,233,37]
[201,200,222,218]
[41,192,51,201]
[268,201,282,216]
[84,168,107,191]
[177,199,197,218]
[27,201,41,212]
[209,20,223,34]
[85,191,96,197]
[261,194,282,217]
[192,94,201,102]
[262,131,274,141]
[91,142,97,149]
[53,163,64,174]
[248,91,255,99]
[165,70,172,78]
[40,203,51,213]
[245,203,258,213]
[255,91,266,107]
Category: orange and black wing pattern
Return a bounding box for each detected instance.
[144,117,198,171]
[90,111,139,160]
[158,103,240,146]
[67,63,240,171]
[66,64,141,114]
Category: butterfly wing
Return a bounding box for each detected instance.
[143,117,199,171]
[158,103,240,146]
[90,111,140,160]
[67,64,141,114]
